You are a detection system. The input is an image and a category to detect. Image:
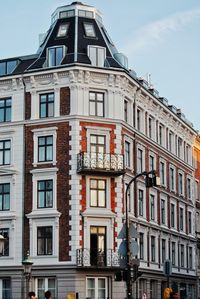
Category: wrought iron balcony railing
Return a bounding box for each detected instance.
[76,248,121,268]
[77,152,125,176]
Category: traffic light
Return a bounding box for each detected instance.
[114,271,128,281]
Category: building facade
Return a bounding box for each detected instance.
[0,2,198,299]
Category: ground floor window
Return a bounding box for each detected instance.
[150,280,157,299]
[86,277,108,299]
[0,278,11,299]
[139,279,147,299]
[35,277,56,299]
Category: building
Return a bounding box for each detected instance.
[0,2,198,298]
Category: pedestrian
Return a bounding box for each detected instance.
[28,291,36,299]
[45,290,52,299]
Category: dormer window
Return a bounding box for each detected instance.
[0,60,18,76]
[47,46,65,67]
[57,23,69,38]
[88,46,106,67]
[84,23,96,37]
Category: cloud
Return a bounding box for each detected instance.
[123,7,200,55]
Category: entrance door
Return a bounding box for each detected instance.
[90,226,106,266]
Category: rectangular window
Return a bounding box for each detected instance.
[138,189,144,217]
[89,92,104,117]
[37,226,52,255]
[189,247,193,269]
[148,117,153,138]
[40,93,54,118]
[0,140,11,165]
[188,211,192,234]
[38,136,53,162]
[187,178,191,199]
[57,23,69,38]
[150,194,155,221]
[90,179,106,207]
[88,46,106,67]
[137,108,141,131]
[0,228,9,256]
[158,124,163,146]
[1,278,11,299]
[90,135,105,154]
[0,183,10,211]
[124,100,128,122]
[160,161,165,186]
[48,47,64,66]
[84,23,96,37]
[139,233,144,260]
[161,239,166,263]
[171,203,175,228]
[86,277,108,299]
[185,145,189,163]
[195,181,199,200]
[125,141,130,168]
[149,155,155,172]
[37,180,53,208]
[151,236,155,262]
[37,278,56,299]
[178,173,183,195]
[180,207,184,231]
[161,199,165,225]
[0,60,17,76]
[180,244,184,267]
[137,148,143,173]
[178,138,182,158]
[169,167,175,191]
[0,98,11,122]
[172,242,176,265]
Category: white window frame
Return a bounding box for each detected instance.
[0,175,13,212]
[137,144,145,174]
[186,176,192,200]
[148,115,155,140]
[179,204,185,232]
[86,276,108,299]
[34,277,56,298]
[159,159,166,187]
[149,151,156,172]
[32,127,57,167]
[136,106,144,133]
[158,123,165,147]
[137,184,146,219]
[169,164,176,192]
[46,45,66,67]
[188,208,193,235]
[88,45,106,67]
[178,171,184,196]
[124,136,133,170]
[170,200,177,229]
[160,197,167,226]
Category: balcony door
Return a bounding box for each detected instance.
[90,226,106,266]
[90,135,106,169]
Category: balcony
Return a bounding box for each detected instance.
[76,248,121,268]
[77,152,125,176]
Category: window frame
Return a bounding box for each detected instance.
[89,178,106,208]
[83,22,96,38]
[151,236,156,262]
[57,23,69,38]
[39,93,54,118]
[0,139,11,166]
[0,183,10,211]
[37,179,53,209]
[89,91,105,117]
[47,46,65,67]
[0,98,11,122]
[88,45,106,67]
[0,228,9,256]
[138,189,144,217]
[37,226,53,256]
[38,135,53,163]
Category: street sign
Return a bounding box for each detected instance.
[130,240,139,256]
[117,224,126,239]
[129,224,138,238]
[118,240,127,257]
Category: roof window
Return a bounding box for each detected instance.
[47,46,65,67]
[0,60,18,76]
[83,23,96,38]
[57,23,69,38]
[79,10,94,18]
[59,10,75,19]
[88,46,106,67]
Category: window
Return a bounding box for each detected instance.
[161,199,165,225]
[138,189,144,217]
[178,137,182,158]
[193,150,198,169]
[37,226,52,255]
[38,136,53,162]
[90,179,106,207]
[149,155,155,172]
[161,239,166,263]
[195,181,199,200]
[168,131,173,152]
[125,141,130,167]
[57,23,69,37]
[86,277,108,299]
[37,180,53,208]
[185,145,189,163]
[158,124,164,146]
[178,173,183,195]
[0,228,9,256]
[139,233,144,260]
[150,194,155,221]
[148,117,153,139]
[151,236,156,262]
[172,242,176,265]
[47,46,64,67]
[79,10,94,18]
[180,244,184,267]
[36,278,56,299]
[60,10,75,18]
[0,60,17,76]
[189,247,193,269]
[89,92,104,117]
[125,183,131,212]
[40,93,54,118]
[83,23,96,37]
[0,183,10,211]
[188,211,192,234]
[0,98,11,122]
[137,108,141,131]
[187,178,191,199]
[88,46,106,67]
[90,135,105,154]
[169,167,175,191]
[180,207,184,231]
[171,203,175,228]
[1,278,11,299]
[124,100,128,122]
[0,140,11,166]
[160,161,165,186]
[137,148,143,173]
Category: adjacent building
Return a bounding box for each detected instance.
[0,2,199,298]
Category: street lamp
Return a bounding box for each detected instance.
[125,170,159,299]
[22,253,33,299]
[0,234,5,256]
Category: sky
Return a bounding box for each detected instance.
[0,0,199,131]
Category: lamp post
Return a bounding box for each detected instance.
[22,253,33,299]
[125,170,159,299]
[0,234,5,256]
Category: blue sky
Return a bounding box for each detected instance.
[0,0,199,131]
